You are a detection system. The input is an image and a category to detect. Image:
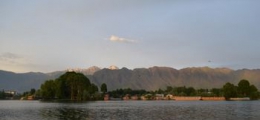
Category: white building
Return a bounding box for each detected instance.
[5,90,17,95]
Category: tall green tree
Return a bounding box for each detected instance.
[249,85,259,100]
[186,87,196,96]
[40,72,93,100]
[89,83,98,94]
[223,82,237,100]
[30,88,36,95]
[237,79,251,97]
[0,90,5,99]
[58,72,91,100]
[101,83,107,93]
[40,80,56,99]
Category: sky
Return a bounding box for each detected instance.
[1,0,260,73]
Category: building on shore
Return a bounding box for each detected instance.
[141,94,153,100]
[201,97,225,101]
[103,93,231,101]
[104,94,110,101]
[173,96,202,101]
[155,94,164,100]
[4,90,16,96]
[165,94,174,100]
[230,97,250,101]
[131,95,138,100]
[140,95,147,100]
[123,94,130,100]
[27,95,35,100]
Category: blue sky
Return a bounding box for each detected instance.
[1,0,260,73]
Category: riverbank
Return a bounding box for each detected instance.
[105,95,253,101]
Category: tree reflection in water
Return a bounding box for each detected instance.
[40,104,90,120]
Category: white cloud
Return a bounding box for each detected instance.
[109,35,137,43]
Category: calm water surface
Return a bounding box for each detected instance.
[0,100,260,120]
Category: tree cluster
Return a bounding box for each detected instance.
[22,88,36,96]
[107,79,259,100]
[152,86,223,97]
[40,72,101,100]
[0,90,19,100]
[108,88,147,98]
[223,79,259,100]
[37,75,260,101]
[164,86,197,96]
[101,83,107,94]
[108,87,222,98]
[0,90,5,99]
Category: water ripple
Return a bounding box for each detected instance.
[0,100,260,120]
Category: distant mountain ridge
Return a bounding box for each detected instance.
[1,66,260,92]
[66,66,101,75]
[0,70,49,93]
[0,66,101,92]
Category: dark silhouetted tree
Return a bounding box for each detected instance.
[223,82,237,100]
[40,80,56,99]
[40,72,94,100]
[249,85,259,100]
[101,83,107,94]
[30,88,36,95]
[238,79,251,97]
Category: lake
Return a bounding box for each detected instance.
[0,100,260,120]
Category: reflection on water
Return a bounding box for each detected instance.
[0,100,260,120]
[41,107,89,120]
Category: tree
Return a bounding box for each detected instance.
[165,86,173,94]
[40,80,56,99]
[40,72,96,101]
[186,87,196,96]
[249,85,259,100]
[155,88,163,94]
[175,86,187,96]
[223,82,237,100]
[58,72,91,100]
[211,88,223,97]
[89,83,98,94]
[0,90,5,99]
[30,88,36,95]
[237,79,251,97]
[101,83,107,93]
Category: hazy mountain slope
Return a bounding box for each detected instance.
[1,67,260,92]
[0,70,50,92]
[0,66,101,92]
[91,67,260,91]
[233,69,260,88]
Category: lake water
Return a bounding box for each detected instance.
[0,100,260,120]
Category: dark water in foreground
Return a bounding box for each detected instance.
[0,100,260,120]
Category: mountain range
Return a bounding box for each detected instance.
[1,66,260,93]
